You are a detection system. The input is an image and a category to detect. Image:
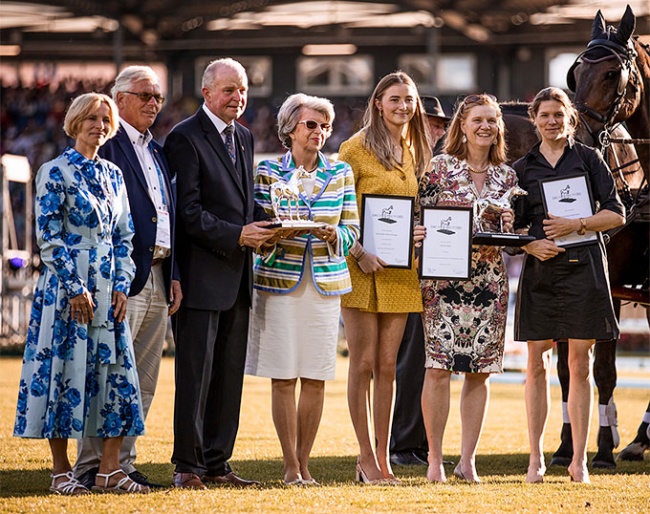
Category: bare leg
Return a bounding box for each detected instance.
[372,313,407,480]
[456,373,490,483]
[567,338,595,484]
[49,438,73,488]
[551,340,574,467]
[525,339,555,483]
[343,307,383,482]
[296,378,325,482]
[421,368,451,482]
[271,378,301,482]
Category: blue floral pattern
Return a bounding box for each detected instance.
[14,147,144,439]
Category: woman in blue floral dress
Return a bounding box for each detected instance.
[13,93,149,494]
[418,94,518,483]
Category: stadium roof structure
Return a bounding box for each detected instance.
[1,0,649,62]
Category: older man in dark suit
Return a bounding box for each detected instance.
[164,58,276,489]
[75,65,182,489]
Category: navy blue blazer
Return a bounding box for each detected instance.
[99,125,179,299]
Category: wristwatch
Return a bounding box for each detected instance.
[577,218,587,236]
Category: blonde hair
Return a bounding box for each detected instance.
[63,93,119,140]
[361,71,432,177]
[528,87,579,141]
[443,94,507,166]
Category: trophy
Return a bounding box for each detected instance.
[269,166,325,228]
[472,186,534,246]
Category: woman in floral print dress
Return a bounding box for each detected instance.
[13,93,149,495]
[419,94,518,483]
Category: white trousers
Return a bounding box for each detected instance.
[74,264,168,475]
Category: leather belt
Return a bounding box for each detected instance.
[152,258,164,266]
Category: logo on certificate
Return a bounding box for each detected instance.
[378,205,397,224]
[558,184,577,203]
[436,216,456,235]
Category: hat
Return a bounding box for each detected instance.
[422,96,450,121]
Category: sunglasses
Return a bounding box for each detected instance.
[123,91,165,105]
[298,120,332,132]
[463,93,497,105]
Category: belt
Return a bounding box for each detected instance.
[152,258,164,266]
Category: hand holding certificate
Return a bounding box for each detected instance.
[419,207,472,280]
[540,174,598,247]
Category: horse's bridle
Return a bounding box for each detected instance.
[567,37,639,147]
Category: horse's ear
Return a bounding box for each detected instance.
[591,10,606,39]
[617,5,636,43]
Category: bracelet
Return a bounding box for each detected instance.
[577,217,587,236]
[353,248,367,260]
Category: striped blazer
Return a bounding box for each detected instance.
[253,151,360,295]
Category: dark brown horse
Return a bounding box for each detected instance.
[504,5,649,469]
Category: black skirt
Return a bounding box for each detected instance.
[514,242,619,341]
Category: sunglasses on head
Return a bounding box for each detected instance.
[123,91,165,105]
[298,120,332,132]
[463,93,497,105]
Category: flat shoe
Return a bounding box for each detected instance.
[300,478,320,486]
[49,471,89,495]
[283,474,304,486]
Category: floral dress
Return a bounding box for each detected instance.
[14,147,145,439]
[419,154,518,373]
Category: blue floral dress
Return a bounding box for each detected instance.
[14,147,145,439]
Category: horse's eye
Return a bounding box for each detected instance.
[605,71,618,80]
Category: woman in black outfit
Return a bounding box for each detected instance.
[513,87,624,484]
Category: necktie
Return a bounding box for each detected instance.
[223,125,236,165]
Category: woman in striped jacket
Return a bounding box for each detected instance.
[245,93,359,486]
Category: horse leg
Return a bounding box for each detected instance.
[591,338,619,468]
[617,401,650,461]
[550,340,573,466]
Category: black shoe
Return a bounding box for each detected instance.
[390,451,428,466]
[76,467,98,490]
[129,469,166,489]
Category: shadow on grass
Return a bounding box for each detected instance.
[1,452,647,497]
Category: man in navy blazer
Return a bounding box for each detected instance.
[75,65,182,490]
[164,58,276,489]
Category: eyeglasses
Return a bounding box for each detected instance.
[297,120,331,132]
[123,91,165,104]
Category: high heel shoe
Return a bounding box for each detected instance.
[355,458,384,485]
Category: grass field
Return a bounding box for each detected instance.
[0,355,648,513]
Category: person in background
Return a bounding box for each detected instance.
[338,71,432,484]
[390,96,450,468]
[245,93,359,485]
[513,87,624,484]
[13,92,149,494]
[74,65,181,490]
[164,58,276,490]
[419,94,517,483]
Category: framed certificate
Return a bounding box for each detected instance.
[360,194,414,268]
[419,206,472,280]
[540,174,598,248]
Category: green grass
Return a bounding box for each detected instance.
[0,356,648,513]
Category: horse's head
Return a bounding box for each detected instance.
[568,6,642,132]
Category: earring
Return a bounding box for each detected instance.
[461,134,467,144]
[379,110,383,118]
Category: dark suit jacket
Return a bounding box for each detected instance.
[163,107,266,311]
[99,125,179,299]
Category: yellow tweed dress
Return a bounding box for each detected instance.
[338,130,423,313]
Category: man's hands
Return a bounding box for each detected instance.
[238,221,280,249]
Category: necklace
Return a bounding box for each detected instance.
[467,163,488,174]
